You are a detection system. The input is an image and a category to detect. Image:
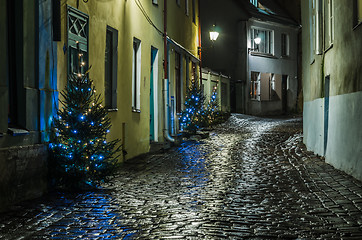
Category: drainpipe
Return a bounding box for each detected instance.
[198,0,202,85]
[163,0,175,142]
[163,79,175,142]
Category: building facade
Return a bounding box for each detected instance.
[245,17,299,115]
[0,0,201,210]
[200,0,300,115]
[302,0,362,181]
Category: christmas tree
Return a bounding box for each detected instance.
[49,44,121,189]
[206,86,221,126]
[179,78,207,134]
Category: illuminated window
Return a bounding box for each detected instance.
[105,26,118,110]
[152,0,158,5]
[67,6,88,76]
[250,71,260,101]
[132,38,141,112]
[251,28,274,55]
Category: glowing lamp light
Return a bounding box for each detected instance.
[254,36,261,45]
[209,31,219,41]
[209,24,220,41]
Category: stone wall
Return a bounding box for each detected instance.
[0,144,48,212]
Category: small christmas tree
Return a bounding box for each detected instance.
[206,86,221,126]
[49,44,121,189]
[179,78,207,134]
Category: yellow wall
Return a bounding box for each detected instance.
[57,0,200,161]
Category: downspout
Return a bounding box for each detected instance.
[198,0,202,85]
[163,0,175,142]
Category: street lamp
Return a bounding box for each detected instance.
[209,24,219,41]
[249,36,262,52]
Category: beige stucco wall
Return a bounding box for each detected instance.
[302,0,362,102]
[302,0,362,181]
[58,0,199,160]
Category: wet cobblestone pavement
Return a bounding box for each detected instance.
[1,114,362,239]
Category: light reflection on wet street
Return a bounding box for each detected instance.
[1,114,362,239]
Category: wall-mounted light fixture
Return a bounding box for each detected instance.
[209,24,220,41]
[248,36,261,52]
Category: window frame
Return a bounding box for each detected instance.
[67,6,89,76]
[104,25,118,111]
[250,71,261,101]
[250,27,274,55]
[250,0,258,7]
[353,0,362,28]
[192,0,196,23]
[324,0,334,50]
[132,38,141,112]
[281,33,290,57]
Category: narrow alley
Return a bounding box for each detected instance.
[1,114,362,239]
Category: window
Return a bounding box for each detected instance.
[324,0,334,48]
[353,0,362,27]
[191,62,197,83]
[315,0,323,54]
[309,0,315,62]
[105,26,118,110]
[250,72,260,100]
[251,72,283,101]
[132,38,141,112]
[251,28,274,55]
[176,0,180,6]
[192,0,196,23]
[250,0,258,7]
[152,0,158,5]
[185,0,189,16]
[281,33,289,57]
[67,7,88,76]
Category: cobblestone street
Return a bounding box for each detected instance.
[1,114,362,239]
